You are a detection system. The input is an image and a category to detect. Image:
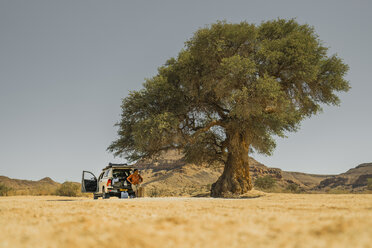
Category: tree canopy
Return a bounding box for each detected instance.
[108,19,349,197]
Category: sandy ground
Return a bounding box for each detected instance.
[0,194,371,248]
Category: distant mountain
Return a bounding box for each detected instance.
[0,176,60,195]
[316,163,372,190]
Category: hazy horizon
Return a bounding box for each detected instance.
[1,0,371,183]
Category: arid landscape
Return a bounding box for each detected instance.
[1,153,371,248]
[1,155,371,248]
[1,152,371,247]
[132,151,372,196]
[1,151,372,197]
[1,194,371,248]
[2,1,372,248]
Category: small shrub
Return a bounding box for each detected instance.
[147,187,171,197]
[55,182,81,197]
[327,187,351,194]
[286,183,300,193]
[254,176,276,190]
[367,178,372,190]
[0,183,12,196]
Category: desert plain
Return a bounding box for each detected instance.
[0,194,371,248]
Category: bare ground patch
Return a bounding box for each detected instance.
[0,194,371,248]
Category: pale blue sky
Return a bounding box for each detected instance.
[0,0,371,182]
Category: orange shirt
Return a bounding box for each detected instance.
[127,173,143,185]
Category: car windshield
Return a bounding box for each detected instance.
[112,169,131,178]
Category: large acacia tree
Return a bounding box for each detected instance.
[108,19,349,197]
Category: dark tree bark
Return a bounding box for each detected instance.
[211,130,253,197]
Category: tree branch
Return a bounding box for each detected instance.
[189,120,225,143]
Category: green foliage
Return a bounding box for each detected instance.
[327,187,351,194]
[108,19,349,167]
[367,178,372,190]
[254,176,276,189]
[55,182,81,197]
[0,183,12,196]
[285,183,301,193]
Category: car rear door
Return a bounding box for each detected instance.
[81,171,98,193]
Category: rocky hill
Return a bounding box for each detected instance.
[135,150,286,196]
[0,176,60,195]
[135,152,294,196]
[135,151,286,196]
[134,150,372,195]
[135,150,220,196]
[315,163,372,191]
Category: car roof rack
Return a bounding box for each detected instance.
[103,163,134,170]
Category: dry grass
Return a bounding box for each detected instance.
[0,194,371,248]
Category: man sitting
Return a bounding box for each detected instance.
[127,169,143,197]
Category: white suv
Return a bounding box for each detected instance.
[81,163,135,199]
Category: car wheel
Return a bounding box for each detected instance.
[102,187,110,199]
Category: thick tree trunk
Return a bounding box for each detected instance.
[210,130,252,197]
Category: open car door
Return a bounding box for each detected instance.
[81,171,98,193]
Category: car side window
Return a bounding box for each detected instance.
[104,170,110,177]
[98,172,104,181]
